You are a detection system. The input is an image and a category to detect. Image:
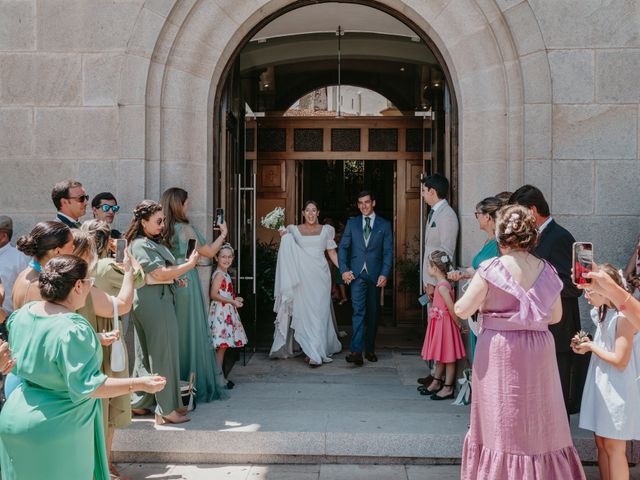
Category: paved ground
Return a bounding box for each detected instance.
[115,462,638,479]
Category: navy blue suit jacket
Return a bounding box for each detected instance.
[338,215,393,280]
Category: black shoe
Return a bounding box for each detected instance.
[417,375,434,386]
[365,352,378,362]
[430,384,454,400]
[419,378,443,395]
[345,352,363,366]
[226,380,235,390]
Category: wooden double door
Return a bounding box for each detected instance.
[250,116,440,337]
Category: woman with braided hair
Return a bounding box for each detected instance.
[124,200,200,425]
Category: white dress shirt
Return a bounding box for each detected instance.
[0,243,29,313]
[538,216,553,234]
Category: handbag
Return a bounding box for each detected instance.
[109,296,126,373]
[180,372,197,411]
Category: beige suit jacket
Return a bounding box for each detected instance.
[422,200,459,286]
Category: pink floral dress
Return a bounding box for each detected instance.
[207,269,248,349]
[421,280,465,363]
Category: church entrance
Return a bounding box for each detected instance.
[215,2,457,350]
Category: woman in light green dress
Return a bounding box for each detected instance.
[0,255,165,480]
[161,187,229,399]
[124,200,201,425]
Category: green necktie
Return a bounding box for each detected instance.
[427,209,433,223]
[364,217,372,242]
[74,221,82,228]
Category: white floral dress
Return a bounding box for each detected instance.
[207,270,248,349]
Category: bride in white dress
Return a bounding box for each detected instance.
[270,200,342,367]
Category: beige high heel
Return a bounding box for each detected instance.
[155,411,191,425]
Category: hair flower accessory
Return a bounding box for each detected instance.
[504,212,521,234]
[440,254,449,263]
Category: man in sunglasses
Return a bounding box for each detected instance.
[51,179,88,229]
[91,192,122,239]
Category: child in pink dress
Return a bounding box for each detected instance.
[208,243,248,389]
[421,250,465,400]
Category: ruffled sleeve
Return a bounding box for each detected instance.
[56,314,108,403]
[325,225,337,250]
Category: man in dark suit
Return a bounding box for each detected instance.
[338,191,393,366]
[51,179,88,229]
[510,185,586,415]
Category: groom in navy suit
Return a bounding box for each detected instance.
[338,191,393,366]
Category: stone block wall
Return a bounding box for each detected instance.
[0,0,638,274]
[0,0,145,237]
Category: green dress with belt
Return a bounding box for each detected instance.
[130,237,182,415]
[169,223,228,402]
[0,304,109,480]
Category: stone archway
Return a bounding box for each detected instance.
[118,0,550,263]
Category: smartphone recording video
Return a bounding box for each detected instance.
[572,242,593,285]
[214,208,224,228]
[115,238,127,264]
[185,238,197,260]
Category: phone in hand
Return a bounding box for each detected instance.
[418,293,429,307]
[185,238,197,260]
[214,208,224,228]
[572,242,593,285]
[115,238,127,264]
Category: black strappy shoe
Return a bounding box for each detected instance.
[430,384,454,400]
[419,377,443,395]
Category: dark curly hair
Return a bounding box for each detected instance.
[124,200,164,243]
[495,205,539,251]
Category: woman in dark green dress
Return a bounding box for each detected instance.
[161,188,229,398]
[124,200,201,425]
[0,255,165,480]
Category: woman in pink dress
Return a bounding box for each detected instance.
[455,205,585,479]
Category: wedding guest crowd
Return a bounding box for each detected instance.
[0,180,232,478]
[2,174,640,480]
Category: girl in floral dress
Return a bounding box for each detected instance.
[420,249,466,400]
[208,244,248,388]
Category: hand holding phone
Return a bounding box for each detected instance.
[572,242,593,285]
[214,208,224,229]
[115,238,127,264]
[185,238,197,261]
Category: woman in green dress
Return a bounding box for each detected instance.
[447,196,504,361]
[0,255,165,480]
[161,187,229,397]
[125,200,200,425]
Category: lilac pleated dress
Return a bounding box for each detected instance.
[461,258,585,480]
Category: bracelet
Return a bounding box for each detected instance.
[619,292,632,311]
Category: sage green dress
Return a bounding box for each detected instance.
[0,304,109,480]
[130,237,182,415]
[170,222,228,402]
[90,259,145,428]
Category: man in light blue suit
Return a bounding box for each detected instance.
[338,191,393,366]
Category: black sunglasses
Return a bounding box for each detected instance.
[68,195,90,203]
[99,204,120,213]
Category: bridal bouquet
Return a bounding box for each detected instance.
[261,206,285,231]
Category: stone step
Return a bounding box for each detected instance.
[112,351,638,465]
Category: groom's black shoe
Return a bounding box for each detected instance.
[365,352,378,362]
[345,352,363,366]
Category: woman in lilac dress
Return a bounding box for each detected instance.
[455,205,585,479]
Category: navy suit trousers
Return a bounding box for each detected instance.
[349,270,379,353]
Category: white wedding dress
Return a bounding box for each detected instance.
[270,224,342,365]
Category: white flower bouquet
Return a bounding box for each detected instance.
[261,206,285,231]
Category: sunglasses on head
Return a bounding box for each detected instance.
[99,204,120,213]
[68,195,90,203]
